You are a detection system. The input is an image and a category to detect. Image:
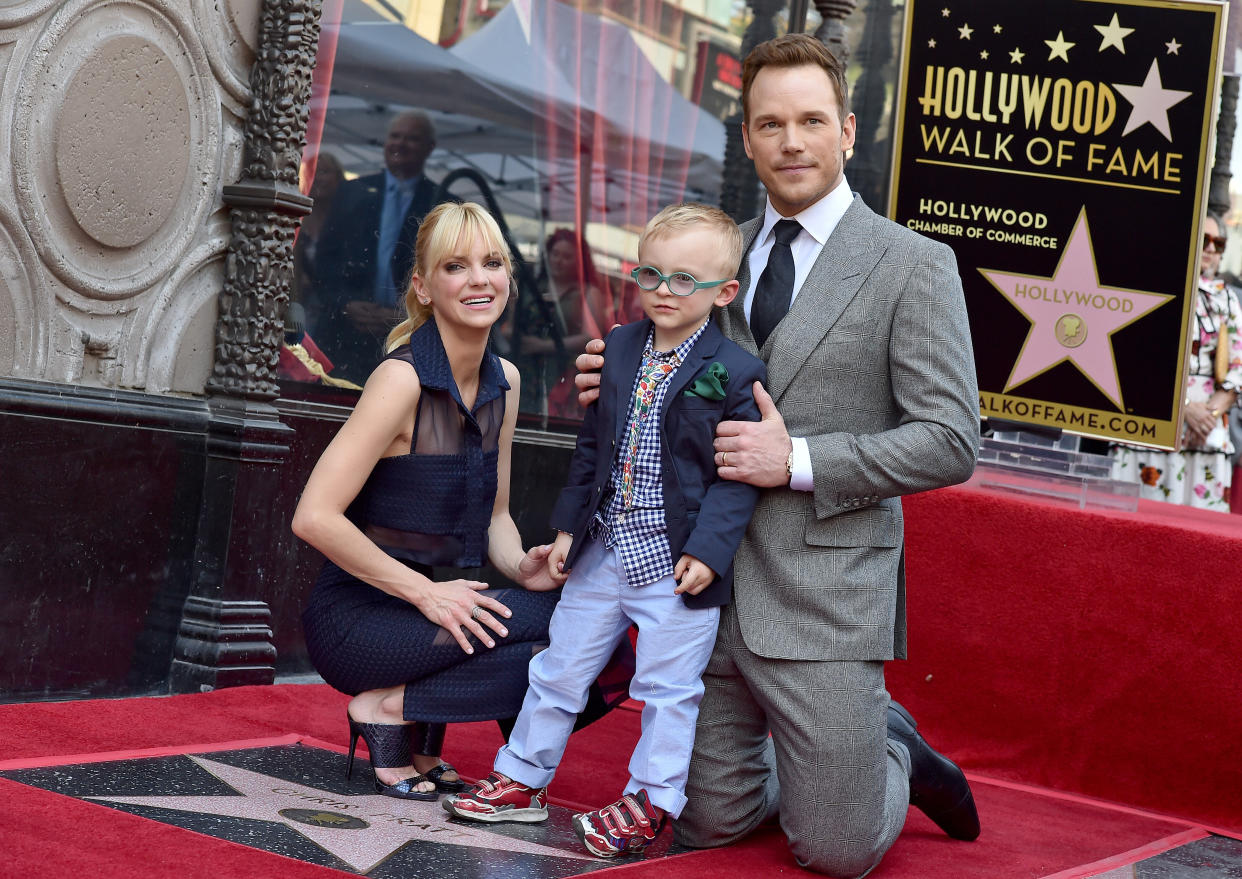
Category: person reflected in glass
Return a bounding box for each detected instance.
[1112,212,1242,510]
[293,202,622,801]
[512,229,616,419]
[315,111,451,383]
[291,151,346,339]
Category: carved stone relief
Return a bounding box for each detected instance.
[133,227,231,393]
[0,0,60,28]
[0,201,42,377]
[0,0,262,393]
[192,0,258,116]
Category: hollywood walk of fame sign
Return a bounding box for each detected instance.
[888,0,1226,448]
[0,743,669,877]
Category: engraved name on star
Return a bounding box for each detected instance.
[979,209,1172,410]
[1113,58,1192,141]
[1046,31,1075,62]
[87,756,592,874]
[1094,13,1134,53]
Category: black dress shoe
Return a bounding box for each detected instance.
[887,701,980,841]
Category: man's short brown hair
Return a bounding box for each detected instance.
[741,33,850,123]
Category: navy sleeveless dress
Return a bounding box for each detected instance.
[302,320,629,724]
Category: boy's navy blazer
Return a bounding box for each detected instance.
[548,318,767,608]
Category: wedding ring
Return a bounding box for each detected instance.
[471,606,484,620]
[722,451,729,467]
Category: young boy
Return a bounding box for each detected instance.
[444,203,767,857]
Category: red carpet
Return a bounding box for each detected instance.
[1,682,1235,878]
[892,483,1242,833]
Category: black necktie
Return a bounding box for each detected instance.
[751,219,802,348]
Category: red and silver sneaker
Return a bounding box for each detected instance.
[571,789,665,858]
[442,772,548,823]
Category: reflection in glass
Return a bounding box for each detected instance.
[506,228,617,420]
[283,0,906,424]
[291,150,344,339]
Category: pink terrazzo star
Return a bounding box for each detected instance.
[979,209,1173,410]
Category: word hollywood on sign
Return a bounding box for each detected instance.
[888,0,1225,448]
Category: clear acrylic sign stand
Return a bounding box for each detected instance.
[970,422,1140,512]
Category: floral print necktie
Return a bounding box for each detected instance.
[618,350,677,509]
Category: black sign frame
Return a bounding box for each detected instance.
[888,0,1227,448]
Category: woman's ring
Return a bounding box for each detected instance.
[471,606,484,620]
[722,451,729,467]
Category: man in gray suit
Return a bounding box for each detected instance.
[577,34,980,875]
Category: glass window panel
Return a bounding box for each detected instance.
[280,0,904,427]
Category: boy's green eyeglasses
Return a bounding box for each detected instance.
[631,265,730,297]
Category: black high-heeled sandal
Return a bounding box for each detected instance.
[410,721,468,793]
[346,713,439,801]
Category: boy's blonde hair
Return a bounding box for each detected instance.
[386,202,513,350]
[638,203,744,280]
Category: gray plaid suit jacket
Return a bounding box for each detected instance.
[717,194,979,662]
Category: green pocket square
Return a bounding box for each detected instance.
[684,362,729,401]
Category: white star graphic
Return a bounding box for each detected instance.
[980,209,1172,409]
[1046,31,1075,62]
[1010,47,1025,64]
[958,23,973,40]
[87,756,592,874]
[980,50,989,60]
[993,24,1003,34]
[1094,13,1134,53]
[942,7,951,18]
[1166,38,1182,55]
[1113,58,1192,141]
[928,37,937,48]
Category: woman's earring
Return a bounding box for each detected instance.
[418,297,430,305]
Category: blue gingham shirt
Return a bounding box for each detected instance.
[597,321,710,587]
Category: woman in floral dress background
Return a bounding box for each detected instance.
[1112,213,1242,510]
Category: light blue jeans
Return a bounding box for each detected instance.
[494,536,721,816]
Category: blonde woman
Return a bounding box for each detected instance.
[294,202,613,800]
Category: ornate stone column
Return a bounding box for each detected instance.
[171,0,321,692]
[720,0,784,222]
[846,0,896,211]
[812,0,858,67]
[1209,73,1239,218]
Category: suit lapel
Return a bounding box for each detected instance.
[718,219,762,355]
[766,197,886,403]
[360,175,384,236]
[609,322,649,448]
[404,176,435,231]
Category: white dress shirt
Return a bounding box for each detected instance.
[743,177,854,491]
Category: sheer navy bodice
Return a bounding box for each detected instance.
[351,319,509,569]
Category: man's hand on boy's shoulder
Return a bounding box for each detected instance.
[714,382,793,487]
[574,336,611,408]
